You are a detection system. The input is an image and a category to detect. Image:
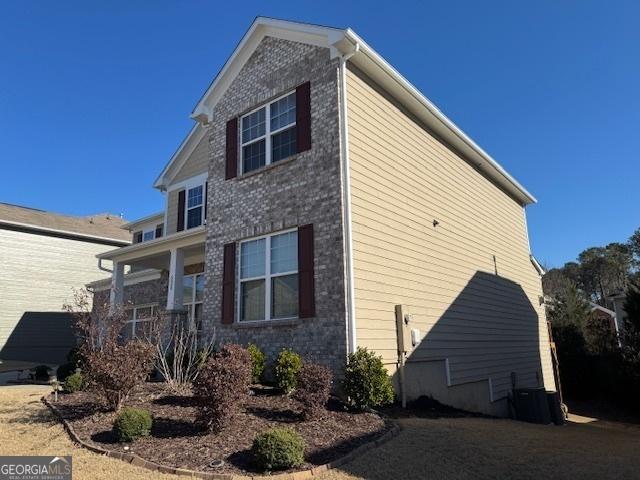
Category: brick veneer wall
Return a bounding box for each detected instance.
[202,36,348,375]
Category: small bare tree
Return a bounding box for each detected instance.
[152,315,216,394]
[64,289,155,411]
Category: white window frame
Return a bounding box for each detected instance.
[237,228,299,323]
[125,304,157,339]
[240,90,297,174]
[185,183,205,230]
[184,272,204,331]
[142,229,155,242]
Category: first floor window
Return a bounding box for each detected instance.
[239,230,298,321]
[124,305,156,340]
[184,273,204,331]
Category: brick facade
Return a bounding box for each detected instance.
[202,37,348,374]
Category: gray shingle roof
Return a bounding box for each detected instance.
[0,202,131,243]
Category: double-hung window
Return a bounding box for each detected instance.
[239,230,298,321]
[240,92,296,174]
[183,273,204,331]
[186,185,204,229]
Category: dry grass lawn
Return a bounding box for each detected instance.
[2,386,640,480]
[0,386,181,479]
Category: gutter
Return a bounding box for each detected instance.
[339,43,360,356]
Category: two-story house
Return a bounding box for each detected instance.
[90,18,555,416]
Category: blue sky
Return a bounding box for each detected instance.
[1,1,638,267]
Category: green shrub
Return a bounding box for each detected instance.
[342,347,394,410]
[274,349,302,394]
[247,343,266,384]
[64,372,84,393]
[113,408,152,442]
[253,427,305,471]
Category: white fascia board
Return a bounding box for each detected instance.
[340,29,537,205]
[153,124,205,190]
[87,269,162,291]
[190,17,343,124]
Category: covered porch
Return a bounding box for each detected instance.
[97,227,206,319]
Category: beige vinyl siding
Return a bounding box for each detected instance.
[346,65,554,401]
[170,135,209,184]
[0,228,114,358]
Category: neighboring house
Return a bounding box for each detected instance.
[0,203,130,365]
[589,302,618,336]
[92,18,555,416]
[608,291,628,335]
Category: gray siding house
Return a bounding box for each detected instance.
[0,203,129,365]
[91,18,555,416]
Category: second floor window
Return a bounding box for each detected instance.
[187,185,203,229]
[241,91,296,174]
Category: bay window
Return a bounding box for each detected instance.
[239,230,298,321]
[241,91,296,174]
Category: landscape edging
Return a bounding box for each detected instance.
[41,395,401,480]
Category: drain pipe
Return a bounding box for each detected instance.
[338,43,360,356]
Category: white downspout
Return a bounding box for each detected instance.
[339,43,360,355]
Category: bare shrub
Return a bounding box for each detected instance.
[153,318,216,394]
[192,343,251,432]
[293,362,333,420]
[64,289,155,411]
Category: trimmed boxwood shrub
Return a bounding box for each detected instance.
[274,348,302,394]
[342,347,394,410]
[113,408,152,442]
[253,427,305,471]
[64,371,84,393]
[247,343,266,384]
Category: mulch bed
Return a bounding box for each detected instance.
[54,383,388,475]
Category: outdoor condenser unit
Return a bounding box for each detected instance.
[513,387,551,424]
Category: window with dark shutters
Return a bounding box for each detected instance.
[221,242,236,324]
[298,224,315,318]
[133,231,143,243]
[177,190,186,232]
[296,81,311,153]
[155,223,163,238]
[225,118,238,180]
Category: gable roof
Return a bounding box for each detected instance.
[163,17,536,205]
[0,202,131,245]
[153,123,206,190]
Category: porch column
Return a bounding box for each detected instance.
[110,261,124,309]
[166,247,184,311]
